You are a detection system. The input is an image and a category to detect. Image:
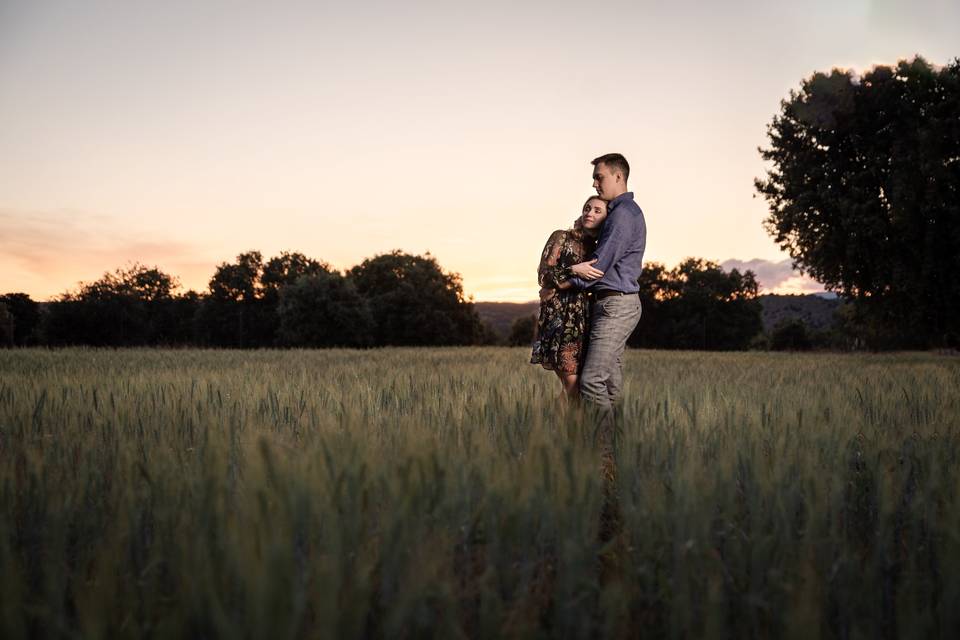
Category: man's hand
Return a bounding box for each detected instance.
[570,259,604,281]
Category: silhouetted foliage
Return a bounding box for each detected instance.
[475,322,502,346]
[0,303,13,347]
[348,251,483,346]
[196,251,270,347]
[770,319,813,351]
[196,250,335,347]
[25,250,771,349]
[756,56,960,348]
[277,272,373,347]
[261,252,331,301]
[43,263,185,346]
[508,314,536,346]
[166,291,203,345]
[261,251,332,343]
[628,259,763,350]
[0,293,41,345]
[626,262,672,348]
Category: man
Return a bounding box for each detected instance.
[567,153,646,444]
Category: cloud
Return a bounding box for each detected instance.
[720,258,825,294]
[470,259,831,303]
[0,208,214,299]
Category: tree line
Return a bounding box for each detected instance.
[507,258,767,350]
[2,251,776,350]
[0,250,487,349]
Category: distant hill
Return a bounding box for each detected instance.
[475,294,842,340]
[758,293,841,332]
[474,301,538,339]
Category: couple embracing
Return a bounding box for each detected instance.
[530,153,646,434]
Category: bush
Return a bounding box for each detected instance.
[278,272,374,347]
[770,319,812,351]
[508,315,536,347]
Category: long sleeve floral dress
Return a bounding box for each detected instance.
[530,223,595,375]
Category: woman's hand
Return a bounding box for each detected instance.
[539,287,555,303]
[570,259,604,281]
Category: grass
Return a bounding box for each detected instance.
[1,347,959,638]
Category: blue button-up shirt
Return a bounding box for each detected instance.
[569,191,646,293]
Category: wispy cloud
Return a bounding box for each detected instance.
[0,208,214,299]
[720,258,825,294]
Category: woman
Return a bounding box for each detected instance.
[530,196,608,398]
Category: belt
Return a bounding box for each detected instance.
[590,289,633,300]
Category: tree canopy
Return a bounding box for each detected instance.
[756,56,960,348]
[44,263,184,346]
[11,251,772,350]
[629,259,762,350]
[0,293,41,346]
[277,272,373,348]
[349,251,483,346]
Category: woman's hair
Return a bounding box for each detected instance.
[582,195,605,211]
[571,196,606,246]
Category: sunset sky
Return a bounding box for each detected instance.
[2,0,957,302]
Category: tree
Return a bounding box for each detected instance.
[44,263,182,346]
[508,314,536,346]
[756,56,960,348]
[770,319,813,351]
[166,290,202,345]
[0,293,41,345]
[627,259,763,350]
[664,259,763,350]
[197,251,267,347]
[348,251,483,346]
[260,251,332,343]
[277,272,373,347]
[261,251,331,301]
[208,250,263,303]
[627,262,672,348]
[198,250,335,347]
[0,303,14,347]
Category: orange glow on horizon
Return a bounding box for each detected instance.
[1,3,951,304]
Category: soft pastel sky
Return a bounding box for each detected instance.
[2,0,957,301]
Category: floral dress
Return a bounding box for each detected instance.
[530,225,594,375]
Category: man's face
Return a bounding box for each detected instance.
[592,162,619,200]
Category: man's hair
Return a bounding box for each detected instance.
[591,153,630,181]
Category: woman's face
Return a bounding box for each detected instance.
[581,198,608,230]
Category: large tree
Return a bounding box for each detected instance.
[627,260,762,350]
[44,263,186,346]
[277,272,373,347]
[198,250,337,347]
[667,259,762,350]
[348,251,483,346]
[261,251,331,301]
[197,251,268,347]
[756,56,960,348]
[0,293,41,346]
[260,251,332,342]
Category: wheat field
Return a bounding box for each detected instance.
[1,348,958,638]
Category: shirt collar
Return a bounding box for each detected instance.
[607,191,634,210]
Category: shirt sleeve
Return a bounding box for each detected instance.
[537,230,570,289]
[570,210,631,290]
